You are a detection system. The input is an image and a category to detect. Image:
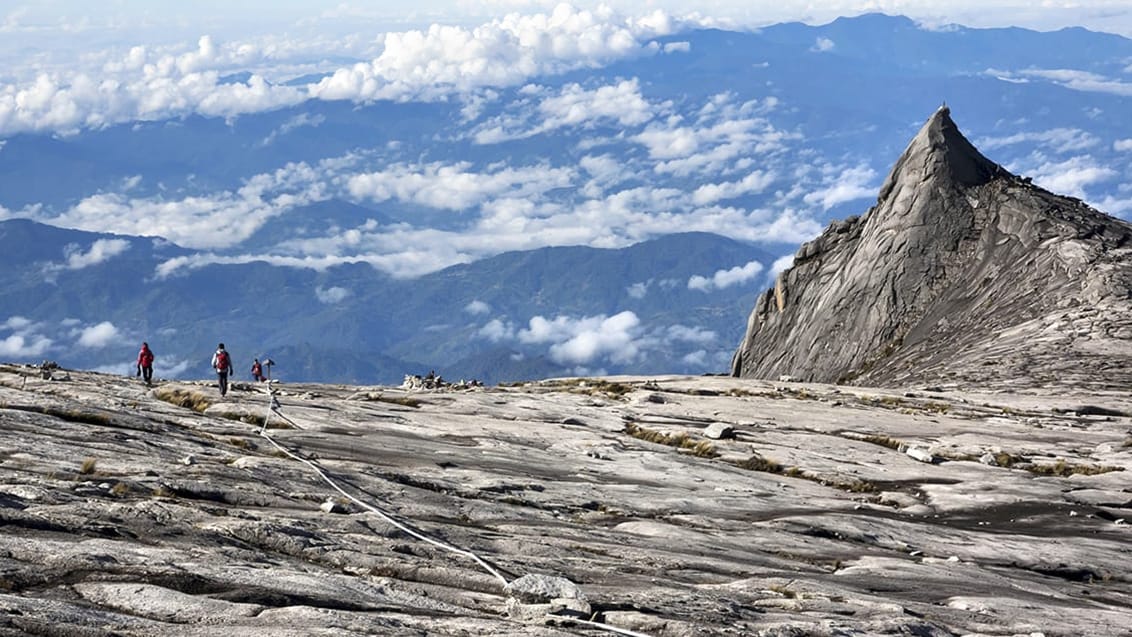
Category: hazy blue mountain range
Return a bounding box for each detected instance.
[2,13,1131,383]
[0,219,770,382]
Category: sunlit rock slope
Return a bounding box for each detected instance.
[1,364,1131,635]
[731,106,1132,391]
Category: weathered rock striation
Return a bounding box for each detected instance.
[732,106,1132,390]
[2,364,1132,635]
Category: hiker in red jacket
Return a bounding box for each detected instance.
[211,343,234,396]
[136,342,155,386]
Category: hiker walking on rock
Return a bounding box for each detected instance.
[251,358,264,382]
[211,343,234,396]
[136,342,154,386]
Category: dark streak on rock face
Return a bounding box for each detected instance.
[731,106,1132,391]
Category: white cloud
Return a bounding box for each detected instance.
[0,5,682,137]
[811,37,835,52]
[473,78,662,144]
[347,161,575,211]
[465,300,491,315]
[1011,68,1132,97]
[519,311,644,365]
[1095,193,1132,216]
[681,349,708,366]
[1026,155,1118,199]
[976,128,1099,153]
[802,164,877,211]
[626,281,650,299]
[770,254,794,278]
[0,316,53,358]
[691,170,775,205]
[61,238,131,270]
[664,324,717,344]
[76,321,119,348]
[3,316,33,331]
[262,112,325,146]
[0,38,308,136]
[315,285,351,304]
[0,334,53,358]
[479,317,516,341]
[29,160,330,250]
[688,260,764,291]
[1114,139,1132,152]
[310,5,673,104]
[663,41,691,53]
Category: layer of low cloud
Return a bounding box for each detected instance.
[472,78,663,144]
[63,238,131,270]
[465,300,491,315]
[76,321,121,348]
[477,310,720,367]
[315,285,350,304]
[976,127,1099,153]
[688,260,764,291]
[0,315,53,358]
[0,5,684,138]
[1021,155,1118,199]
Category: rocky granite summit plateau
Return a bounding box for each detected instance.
[1,364,1131,635]
[731,106,1132,390]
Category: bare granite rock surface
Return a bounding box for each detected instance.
[1,364,1130,635]
[731,106,1132,391]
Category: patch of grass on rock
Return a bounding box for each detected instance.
[154,386,212,413]
[556,378,635,399]
[1026,459,1124,477]
[860,434,902,450]
[375,395,423,408]
[734,455,783,474]
[623,422,719,458]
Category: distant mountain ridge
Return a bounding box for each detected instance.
[0,223,772,383]
[731,106,1132,390]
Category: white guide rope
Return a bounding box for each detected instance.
[254,382,656,637]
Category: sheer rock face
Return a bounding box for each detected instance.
[731,106,1132,390]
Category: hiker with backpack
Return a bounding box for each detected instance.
[211,343,234,396]
[251,358,264,382]
[136,342,154,385]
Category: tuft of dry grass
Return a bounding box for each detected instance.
[79,457,97,475]
[735,455,782,474]
[859,434,902,450]
[1026,459,1124,477]
[375,395,423,408]
[553,378,636,399]
[623,422,719,458]
[110,482,130,497]
[994,452,1021,468]
[154,386,212,413]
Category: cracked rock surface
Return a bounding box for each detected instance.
[1,366,1131,635]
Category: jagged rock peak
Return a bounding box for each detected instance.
[731,107,1132,391]
[878,105,1002,200]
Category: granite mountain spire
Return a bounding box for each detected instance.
[731,107,1132,390]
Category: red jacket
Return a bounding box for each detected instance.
[137,346,154,367]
